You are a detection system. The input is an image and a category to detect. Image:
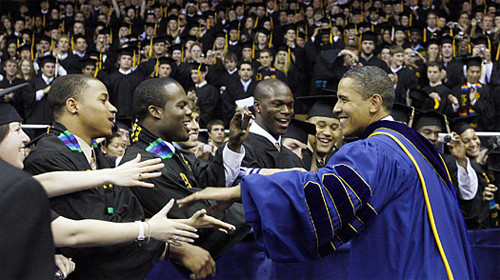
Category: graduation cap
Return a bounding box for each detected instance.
[81,57,97,68]
[413,110,448,132]
[391,103,416,125]
[473,36,489,47]
[451,115,478,134]
[38,55,56,66]
[283,23,296,33]
[37,35,51,44]
[255,27,270,36]
[283,118,317,144]
[145,22,156,28]
[158,56,175,66]
[166,15,178,23]
[17,44,31,53]
[425,38,440,47]
[152,35,168,44]
[360,30,377,42]
[241,41,253,49]
[119,46,134,56]
[0,103,23,126]
[296,95,339,119]
[440,35,453,45]
[465,56,483,68]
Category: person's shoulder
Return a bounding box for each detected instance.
[0,160,39,188]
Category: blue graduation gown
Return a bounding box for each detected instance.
[240,120,477,279]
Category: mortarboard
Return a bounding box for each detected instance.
[465,56,483,68]
[283,118,317,144]
[0,103,23,125]
[360,30,377,42]
[391,103,416,125]
[297,95,339,119]
[451,115,478,134]
[413,110,447,131]
[158,56,175,66]
[38,55,56,66]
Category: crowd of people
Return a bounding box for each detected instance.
[0,0,499,279]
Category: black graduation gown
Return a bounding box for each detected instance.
[0,159,55,280]
[416,84,452,114]
[23,76,54,125]
[443,154,491,229]
[301,147,336,171]
[254,66,288,84]
[241,132,304,168]
[0,77,26,118]
[105,70,145,120]
[23,122,165,279]
[359,54,391,74]
[488,62,500,130]
[195,82,221,128]
[122,126,251,259]
[451,83,494,131]
[222,79,257,126]
[442,59,465,90]
[173,62,195,90]
[310,48,348,95]
[393,66,418,105]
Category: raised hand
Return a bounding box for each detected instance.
[187,209,236,234]
[108,154,164,188]
[149,199,199,246]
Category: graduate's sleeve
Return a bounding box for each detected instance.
[240,139,388,262]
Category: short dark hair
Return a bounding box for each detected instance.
[48,74,98,118]
[207,119,224,132]
[0,124,9,144]
[426,61,442,70]
[342,66,395,111]
[133,78,179,122]
[239,61,253,70]
[259,49,273,57]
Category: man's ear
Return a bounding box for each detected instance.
[369,94,383,113]
[66,98,78,114]
[148,105,163,119]
[254,100,261,114]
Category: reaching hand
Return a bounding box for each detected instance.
[109,154,164,188]
[228,107,254,152]
[447,132,467,161]
[177,186,242,209]
[149,199,199,246]
[54,254,75,279]
[447,94,459,106]
[483,184,498,201]
[187,209,236,234]
[469,87,478,102]
[173,243,216,280]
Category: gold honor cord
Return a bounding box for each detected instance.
[369,131,454,280]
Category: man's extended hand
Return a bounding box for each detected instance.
[177,186,242,209]
[187,209,236,234]
[105,153,164,188]
[171,243,216,280]
[228,107,254,152]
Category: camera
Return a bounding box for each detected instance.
[410,52,417,58]
[479,46,486,53]
[487,136,500,151]
[438,133,453,143]
[203,144,213,153]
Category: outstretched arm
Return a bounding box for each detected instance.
[35,154,164,197]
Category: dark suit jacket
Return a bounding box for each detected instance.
[242,132,304,168]
[222,79,257,126]
[24,76,53,125]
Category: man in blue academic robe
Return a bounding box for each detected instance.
[178,66,477,279]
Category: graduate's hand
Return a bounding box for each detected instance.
[108,154,164,188]
[228,107,254,153]
[469,86,478,102]
[186,209,236,233]
[429,91,441,102]
[149,199,199,246]
[54,254,75,279]
[177,186,242,208]
[171,243,216,280]
[448,94,459,106]
[448,133,467,165]
[483,184,498,201]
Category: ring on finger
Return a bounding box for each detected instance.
[138,173,143,180]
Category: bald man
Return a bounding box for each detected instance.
[240,79,304,168]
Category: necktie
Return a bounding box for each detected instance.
[275,142,281,152]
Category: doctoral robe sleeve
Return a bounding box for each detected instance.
[240,140,390,262]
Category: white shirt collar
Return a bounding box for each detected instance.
[57,53,68,60]
[391,65,403,73]
[381,115,395,121]
[119,68,133,75]
[241,79,252,88]
[196,80,208,88]
[249,122,281,147]
[227,68,238,75]
[42,73,54,84]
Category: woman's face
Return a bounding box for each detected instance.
[277,51,287,63]
[0,122,30,169]
[21,60,31,75]
[460,128,481,158]
[245,17,254,29]
[191,45,201,59]
[105,136,125,157]
[7,43,17,57]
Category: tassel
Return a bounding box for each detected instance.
[487,37,491,52]
[99,53,102,70]
[424,28,427,42]
[410,14,413,26]
[154,58,159,77]
[71,35,74,50]
[197,63,203,81]
[254,17,259,29]
[225,33,228,49]
[181,46,184,62]
[31,32,35,60]
[149,38,153,57]
[496,42,500,61]
[110,32,113,44]
[133,51,136,68]
[452,37,456,57]
[468,43,471,54]
[252,43,255,59]
[269,33,273,48]
[238,21,241,40]
[154,23,157,36]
